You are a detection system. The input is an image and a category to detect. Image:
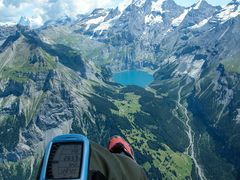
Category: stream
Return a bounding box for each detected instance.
[176,85,206,180]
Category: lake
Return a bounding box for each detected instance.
[112,70,154,88]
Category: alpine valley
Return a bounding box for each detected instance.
[0,0,240,179]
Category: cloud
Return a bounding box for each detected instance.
[0,0,122,27]
[0,0,4,9]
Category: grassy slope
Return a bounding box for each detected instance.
[39,27,113,65]
[0,38,57,83]
[0,36,59,179]
[88,84,193,179]
[222,56,240,73]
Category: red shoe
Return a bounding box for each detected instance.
[108,135,134,160]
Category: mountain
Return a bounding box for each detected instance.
[18,16,31,27]
[0,0,240,179]
[39,0,240,179]
[0,16,30,45]
[75,0,185,41]
[171,0,221,28]
[0,25,17,46]
[0,29,193,179]
[70,0,223,72]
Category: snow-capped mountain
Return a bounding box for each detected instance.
[74,0,184,38]
[18,16,31,27]
[73,0,223,45]
[171,0,220,28]
[74,8,110,32]
[185,0,240,31]
[215,0,240,23]
[67,0,240,78]
[72,0,239,41]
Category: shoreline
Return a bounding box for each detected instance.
[111,67,157,75]
[110,68,155,87]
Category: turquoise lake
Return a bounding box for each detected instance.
[112,70,154,88]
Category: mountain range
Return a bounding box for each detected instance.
[0,0,240,179]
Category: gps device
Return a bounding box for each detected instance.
[39,134,90,180]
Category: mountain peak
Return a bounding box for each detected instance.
[215,0,240,22]
[118,0,133,13]
[151,0,166,13]
[18,16,30,27]
[192,0,213,10]
[193,0,204,9]
[117,0,175,14]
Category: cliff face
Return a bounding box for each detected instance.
[0,30,97,178]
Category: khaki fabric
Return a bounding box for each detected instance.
[89,141,148,180]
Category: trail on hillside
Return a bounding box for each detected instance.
[176,85,206,180]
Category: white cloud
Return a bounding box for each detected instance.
[0,0,122,27]
[29,15,44,27]
[0,0,4,9]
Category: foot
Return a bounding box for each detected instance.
[108,135,134,160]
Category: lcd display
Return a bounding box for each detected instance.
[46,142,83,179]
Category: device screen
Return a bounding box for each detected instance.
[46,142,83,179]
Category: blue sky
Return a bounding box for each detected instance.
[0,0,233,26]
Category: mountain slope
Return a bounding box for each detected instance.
[36,0,240,178]
[0,29,193,179]
[151,1,240,178]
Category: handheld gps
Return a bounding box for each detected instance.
[39,134,90,180]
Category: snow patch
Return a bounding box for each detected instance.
[18,16,30,27]
[118,0,133,13]
[94,20,111,32]
[17,16,44,28]
[193,0,203,10]
[217,4,240,23]
[190,17,211,29]
[188,59,204,79]
[94,9,122,32]
[173,56,204,79]
[145,14,163,25]
[172,9,190,27]
[85,15,106,30]
[163,56,177,64]
[151,0,165,13]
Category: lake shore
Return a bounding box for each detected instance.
[112,67,157,75]
[112,69,154,88]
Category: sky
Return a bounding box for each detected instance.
[0,0,232,27]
